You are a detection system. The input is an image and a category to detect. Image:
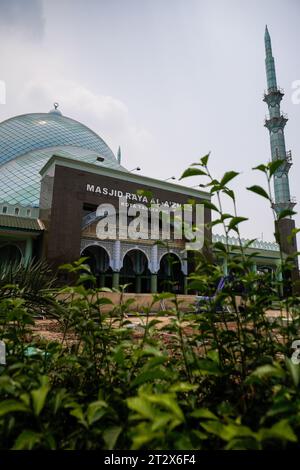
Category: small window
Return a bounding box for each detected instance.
[26,209,31,217]
[14,207,20,216]
[2,206,7,214]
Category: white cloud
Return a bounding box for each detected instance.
[0,22,155,168]
[0,0,45,41]
[20,78,154,162]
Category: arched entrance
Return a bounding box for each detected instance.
[81,245,112,288]
[158,252,184,293]
[0,244,22,265]
[120,249,151,293]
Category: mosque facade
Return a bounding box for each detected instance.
[0,28,291,293]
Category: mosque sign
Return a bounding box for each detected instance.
[85,183,182,208]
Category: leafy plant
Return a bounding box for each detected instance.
[0,156,300,450]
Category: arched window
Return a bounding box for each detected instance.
[158,253,184,293]
[120,249,151,293]
[81,245,112,288]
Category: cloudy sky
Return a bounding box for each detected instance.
[0,0,299,244]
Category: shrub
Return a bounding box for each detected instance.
[0,156,300,450]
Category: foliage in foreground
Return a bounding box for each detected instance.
[0,155,300,450]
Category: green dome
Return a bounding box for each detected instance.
[0,108,126,207]
[0,146,126,207]
[0,109,117,166]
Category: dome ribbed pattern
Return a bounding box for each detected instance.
[0,110,127,207]
[0,112,116,165]
[0,146,126,207]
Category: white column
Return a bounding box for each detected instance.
[113,240,121,271]
[182,257,188,276]
[150,244,158,273]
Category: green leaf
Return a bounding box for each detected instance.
[190,408,218,420]
[200,421,255,441]
[192,429,209,441]
[214,242,227,253]
[202,200,220,212]
[69,405,88,428]
[131,428,161,450]
[127,396,156,420]
[290,228,300,237]
[30,377,50,416]
[152,292,175,302]
[13,430,41,450]
[243,238,258,249]
[285,357,300,387]
[228,217,248,231]
[169,382,199,393]
[247,185,270,200]
[253,164,267,173]
[200,153,210,166]
[136,189,153,201]
[103,426,122,450]
[269,159,285,177]
[95,297,114,305]
[139,346,164,358]
[197,359,223,376]
[52,388,69,414]
[223,188,235,200]
[207,349,220,364]
[131,368,167,387]
[220,171,239,187]
[58,263,74,271]
[0,399,29,417]
[259,420,297,443]
[99,287,113,292]
[180,167,207,180]
[221,213,233,221]
[277,209,297,221]
[77,273,96,285]
[143,355,168,370]
[249,364,285,380]
[87,400,108,425]
[147,394,184,421]
[210,219,223,227]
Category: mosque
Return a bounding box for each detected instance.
[0,27,295,293]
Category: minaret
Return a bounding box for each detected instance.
[264,26,294,213]
[263,26,298,283]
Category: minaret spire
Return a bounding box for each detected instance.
[263,26,294,214]
[263,26,298,285]
[264,25,277,91]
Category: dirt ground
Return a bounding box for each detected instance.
[31,315,179,344]
[31,308,286,345]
